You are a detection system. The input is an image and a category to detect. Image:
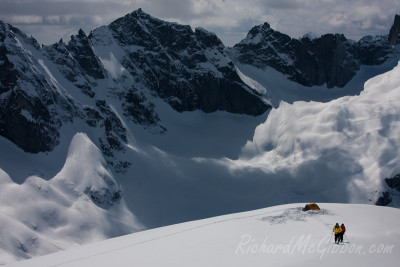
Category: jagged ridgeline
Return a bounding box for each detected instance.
[100,9,269,115]
[0,9,270,159]
[1,9,399,168]
[229,22,397,88]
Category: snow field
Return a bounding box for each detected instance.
[6,203,400,267]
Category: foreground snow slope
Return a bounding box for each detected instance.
[6,203,400,267]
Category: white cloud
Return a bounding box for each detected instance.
[44,16,61,24]
[327,14,349,28]
[8,15,43,24]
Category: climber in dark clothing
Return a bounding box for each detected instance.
[339,223,346,243]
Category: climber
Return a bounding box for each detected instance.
[339,223,346,243]
[333,223,342,244]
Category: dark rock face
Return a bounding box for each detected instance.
[0,24,18,95]
[0,90,60,153]
[68,29,105,80]
[0,22,75,153]
[355,35,393,65]
[376,191,392,206]
[102,9,269,115]
[388,14,400,45]
[375,174,400,206]
[95,100,127,156]
[85,180,122,209]
[300,33,359,88]
[230,22,395,88]
[385,174,400,192]
[0,21,129,166]
[87,188,122,209]
[122,88,161,127]
[42,29,105,98]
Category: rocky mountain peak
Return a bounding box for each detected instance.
[388,14,400,45]
[77,28,87,38]
[0,21,40,49]
[0,20,6,36]
[245,22,273,41]
[67,29,105,80]
[99,9,269,115]
[251,22,271,31]
[262,22,271,29]
[133,7,145,17]
[126,8,153,25]
[194,27,224,48]
[108,9,194,50]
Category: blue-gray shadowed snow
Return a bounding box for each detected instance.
[1,8,400,265]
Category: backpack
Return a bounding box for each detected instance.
[334,225,341,234]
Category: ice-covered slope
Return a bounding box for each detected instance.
[6,203,400,267]
[218,59,400,206]
[0,133,142,264]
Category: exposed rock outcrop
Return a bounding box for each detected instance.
[230,18,397,88]
[388,14,400,45]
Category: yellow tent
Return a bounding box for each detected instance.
[302,203,320,211]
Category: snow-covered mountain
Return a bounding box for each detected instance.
[0,8,269,158]
[1,9,400,265]
[6,203,400,267]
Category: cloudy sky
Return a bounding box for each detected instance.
[1,0,399,46]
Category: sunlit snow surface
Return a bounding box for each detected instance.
[6,203,400,267]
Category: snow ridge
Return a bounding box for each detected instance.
[0,133,142,264]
